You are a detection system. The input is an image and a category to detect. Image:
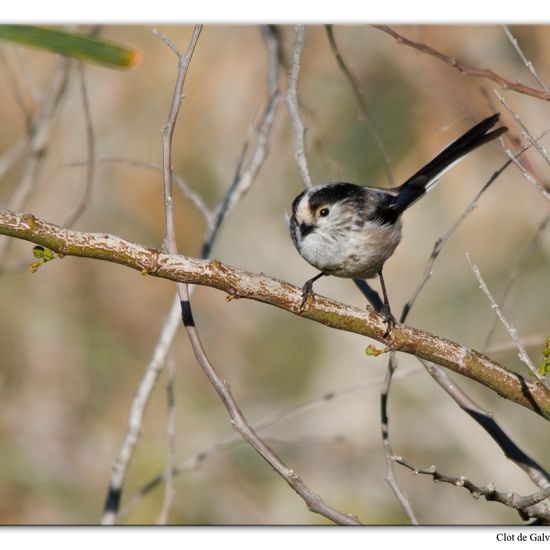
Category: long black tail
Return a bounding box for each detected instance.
[386,113,507,217]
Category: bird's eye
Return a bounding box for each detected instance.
[318,207,330,218]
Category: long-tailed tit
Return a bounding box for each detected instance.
[289,113,507,333]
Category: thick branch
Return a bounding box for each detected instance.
[1,207,550,420]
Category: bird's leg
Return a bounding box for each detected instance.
[300,272,326,309]
[378,271,395,337]
[353,279,384,312]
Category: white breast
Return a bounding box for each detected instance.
[299,219,402,280]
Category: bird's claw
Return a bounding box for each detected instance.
[380,304,396,338]
[300,281,314,311]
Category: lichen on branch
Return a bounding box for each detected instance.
[1,207,549,420]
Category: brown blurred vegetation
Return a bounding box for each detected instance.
[0,24,548,524]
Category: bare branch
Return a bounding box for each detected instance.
[503,26,548,93]
[100,297,182,525]
[7,58,74,211]
[421,360,550,490]
[287,25,313,188]
[380,353,419,524]
[202,25,281,258]
[157,354,177,525]
[373,25,550,102]
[157,25,202,256]
[151,29,182,57]
[401,132,549,323]
[393,456,550,523]
[2,209,550,420]
[120,367,423,518]
[494,90,550,167]
[483,214,550,351]
[384,112,550,502]
[102,26,283,524]
[77,157,212,222]
[325,25,394,186]
[157,26,359,526]
[499,136,550,201]
[254,366,421,431]
[102,26,204,526]
[176,296,362,524]
[466,253,547,387]
[64,64,96,228]
[381,108,548,524]
[0,57,75,269]
[154,25,202,526]
[401,155,511,323]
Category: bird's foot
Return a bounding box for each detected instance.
[380,304,396,338]
[300,280,315,311]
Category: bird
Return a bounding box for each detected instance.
[288,113,508,334]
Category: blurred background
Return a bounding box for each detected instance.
[0,24,548,525]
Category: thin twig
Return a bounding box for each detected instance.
[102,28,204,525]
[157,354,177,525]
[254,367,422,432]
[262,434,346,445]
[202,25,281,258]
[127,26,199,528]
[390,132,550,520]
[0,57,75,269]
[287,25,313,188]
[358,281,419,521]
[7,58,74,212]
[152,29,182,57]
[375,112,514,523]
[466,253,547,387]
[401,133,549,323]
[483,213,550,351]
[401,160,509,323]
[499,136,550,201]
[100,297,182,525]
[119,367,423,518]
[380,353,418,524]
[503,26,549,93]
[75,157,212,222]
[421,360,550,490]
[64,63,96,228]
[101,26,281,524]
[181,258,362,524]
[325,25,394,186]
[157,26,202,256]
[393,456,550,523]
[373,25,550,102]
[158,26,360,526]
[494,90,550,167]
